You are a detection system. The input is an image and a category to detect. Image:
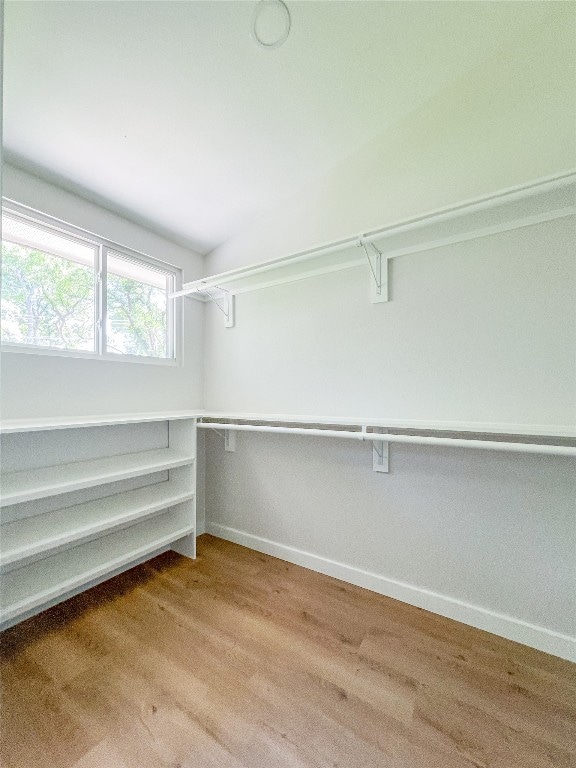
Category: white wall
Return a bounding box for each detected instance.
[203,217,576,659]
[206,431,576,659]
[202,6,576,659]
[204,218,576,429]
[1,163,205,419]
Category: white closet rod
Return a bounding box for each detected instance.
[197,422,576,457]
[172,171,575,298]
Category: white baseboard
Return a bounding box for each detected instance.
[206,522,576,663]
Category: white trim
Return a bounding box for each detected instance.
[206,523,576,662]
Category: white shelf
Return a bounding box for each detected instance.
[2,409,572,438]
[199,411,576,439]
[0,481,195,570]
[1,448,194,506]
[0,506,193,625]
[0,411,200,434]
[174,173,576,301]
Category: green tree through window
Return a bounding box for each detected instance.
[107,269,168,357]
[1,242,95,350]
[1,211,175,359]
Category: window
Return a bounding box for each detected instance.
[106,252,172,358]
[1,204,179,362]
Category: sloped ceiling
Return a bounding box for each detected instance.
[3,1,555,254]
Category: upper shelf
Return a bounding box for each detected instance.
[171,172,576,305]
[198,412,576,439]
[1,410,573,440]
[0,410,200,434]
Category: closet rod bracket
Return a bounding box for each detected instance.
[368,427,389,472]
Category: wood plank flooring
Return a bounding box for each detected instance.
[1,534,575,768]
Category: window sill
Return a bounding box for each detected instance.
[1,343,179,366]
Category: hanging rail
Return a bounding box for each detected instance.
[171,171,576,299]
[197,421,576,457]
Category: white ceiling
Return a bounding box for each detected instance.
[3,1,552,255]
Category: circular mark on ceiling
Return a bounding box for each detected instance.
[251,0,291,49]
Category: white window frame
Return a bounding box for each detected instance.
[1,199,182,365]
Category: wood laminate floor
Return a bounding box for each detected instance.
[1,534,575,768]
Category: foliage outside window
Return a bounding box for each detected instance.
[1,207,177,361]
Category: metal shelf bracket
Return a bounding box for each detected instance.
[359,239,389,303]
[204,287,235,328]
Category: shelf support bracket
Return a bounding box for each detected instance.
[205,287,235,328]
[370,427,389,473]
[224,430,236,452]
[359,239,389,303]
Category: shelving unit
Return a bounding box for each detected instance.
[0,505,194,625]
[0,413,197,630]
[171,172,576,321]
[0,479,194,570]
[2,408,573,633]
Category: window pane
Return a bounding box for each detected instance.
[106,252,170,358]
[1,214,96,351]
